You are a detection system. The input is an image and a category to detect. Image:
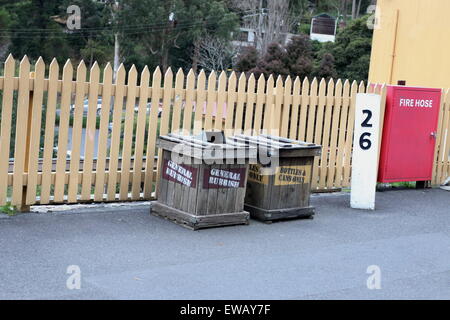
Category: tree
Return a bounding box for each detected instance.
[250,43,289,78]
[315,52,337,80]
[118,0,238,72]
[196,35,236,72]
[235,46,259,73]
[327,15,372,81]
[285,34,314,78]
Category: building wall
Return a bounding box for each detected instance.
[369,0,450,88]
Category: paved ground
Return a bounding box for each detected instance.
[0,189,449,300]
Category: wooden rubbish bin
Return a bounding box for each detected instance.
[229,134,322,222]
[151,132,256,230]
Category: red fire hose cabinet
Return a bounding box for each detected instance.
[378,86,442,183]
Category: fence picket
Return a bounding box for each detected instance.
[234,73,246,135]
[319,79,334,189]
[131,66,150,200]
[0,55,15,205]
[67,61,87,203]
[280,76,292,138]
[143,67,162,199]
[107,64,126,201]
[244,74,256,135]
[171,69,184,133]
[182,69,195,133]
[311,78,326,189]
[306,78,318,143]
[335,80,350,188]
[289,77,300,139]
[40,59,59,204]
[327,79,341,189]
[155,68,173,197]
[342,81,359,186]
[254,74,265,134]
[118,65,137,200]
[25,58,45,204]
[94,63,113,201]
[193,70,206,134]
[12,57,31,206]
[298,78,310,142]
[204,71,216,130]
[214,71,227,131]
[225,71,237,133]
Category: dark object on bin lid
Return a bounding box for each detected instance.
[229,134,321,157]
[194,130,226,144]
[156,131,257,161]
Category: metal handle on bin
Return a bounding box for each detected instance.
[431,131,437,139]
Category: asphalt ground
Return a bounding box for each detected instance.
[0,189,449,299]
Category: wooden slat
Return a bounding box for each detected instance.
[306,78,318,143]
[119,65,138,200]
[234,73,246,135]
[54,60,74,202]
[182,69,195,134]
[107,64,126,201]
[214,71,227,131]
[298,77,310,141]
[311,78,326,189]
[254,74,265,135]
[131,66,150,200]
[25,58,45,205]
[289,77,301,139]
[280,76,292,138]
[81,62,101,200]
[432,90,450,185]
[40,58,59,204]
[155,68,173,197]
[143,67,162,198]
[319,79,334,189]
[263,75,274,133]
[171,68,184,133]
[12,56,31,206]
[204,71,217,130]
[0,55,15,205]
[225,71,237,134]
[441,102,450,183]
[335,79,350,188]
[193,70,206,134]
[243,74,255,135]
[94,63,113,201]
[67,61,87,203]
[327,79,341,189]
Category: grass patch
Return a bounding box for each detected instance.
[0,202,17,216]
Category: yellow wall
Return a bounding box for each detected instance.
[369,0,450,88]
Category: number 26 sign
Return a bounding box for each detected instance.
[350,93,382,210]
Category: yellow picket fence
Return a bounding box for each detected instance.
[0,55,448,209]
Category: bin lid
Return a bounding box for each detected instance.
[229,134,322,158]
[157,132,257,162]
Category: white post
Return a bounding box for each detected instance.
[350,93,382,210]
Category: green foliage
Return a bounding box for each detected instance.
[118,0,238,71]
[235,47,258,73]
[315,16,373,81]
[0,202,16,216]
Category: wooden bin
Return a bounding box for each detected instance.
[152,132,256,230]
[229,134,322,222]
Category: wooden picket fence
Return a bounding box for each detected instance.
[0,55,448,209]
